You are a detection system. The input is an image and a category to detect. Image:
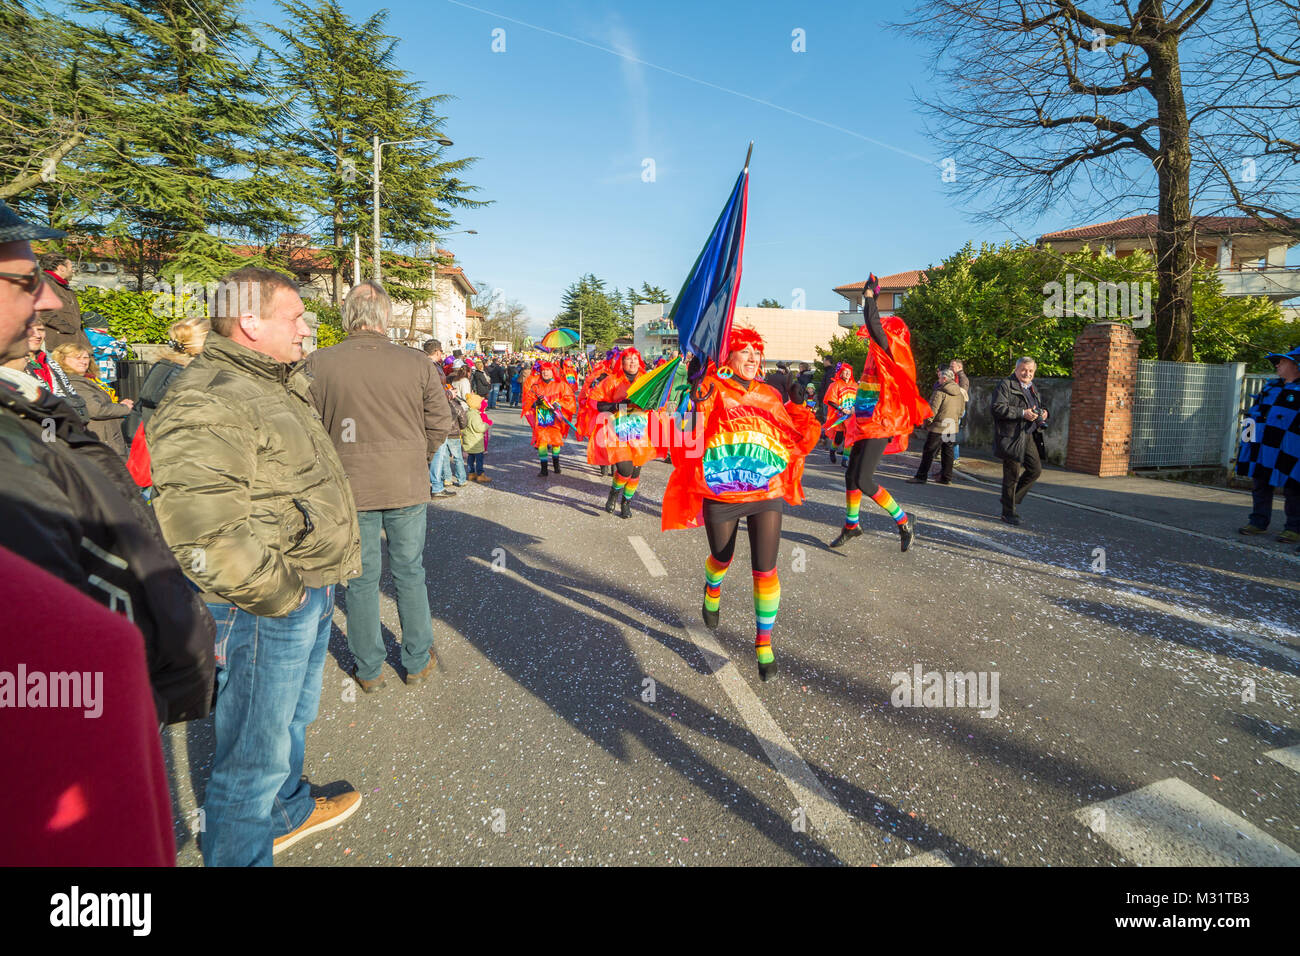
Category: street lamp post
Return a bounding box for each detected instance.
[372,133,454,283]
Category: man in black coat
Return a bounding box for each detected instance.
[991,356,1049,526]
[0,199,214,724]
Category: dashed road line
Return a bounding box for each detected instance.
[628,535,667,577]
[1075,777,1300,866]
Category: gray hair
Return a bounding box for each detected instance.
[342,280,391,334]
[938,368,955,383]
[1014,356,1037,370]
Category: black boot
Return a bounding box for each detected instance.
[619,494,632,519]
[829,526,862,548]
[701,601,719,630]
[551,456,561,474]
[899,514,915,552]
[605,485,621,513]
[538,459,548,478]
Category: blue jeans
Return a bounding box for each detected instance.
[466,451,484,474]
[509,382,522,404]
[201,585,335,867]
[429,438,467,492]
[348,506,434,680]
[487,385,498,409]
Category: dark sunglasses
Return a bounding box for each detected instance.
[0,266,43,294]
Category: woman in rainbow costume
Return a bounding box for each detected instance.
[828,275,931,552]
[587,347,656,518]
[522,361,577,477]
[578,349,618,475]
[821,361,857,467]
[661,327,821,681]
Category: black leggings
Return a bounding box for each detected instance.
[703,503,782,573]
[845,437,889,496]
[614,461,641,479]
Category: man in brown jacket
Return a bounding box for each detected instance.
[306,281,454,691]
[37,253,92,352]
[908,368,967,485]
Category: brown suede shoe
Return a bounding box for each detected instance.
[273,791,362,855]
[351,667,386,694]
[405,653,437,685]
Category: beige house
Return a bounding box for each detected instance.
[833,270,930,322]
[632,301,843,365]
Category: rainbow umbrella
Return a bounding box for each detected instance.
[538,328,580,351]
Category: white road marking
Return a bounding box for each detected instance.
[628,535,667,577]
[890,849,954,867]
[472,553,877,864]
[682,623,875,866]
[1265,745,1300,774]
[1074,777,1300,866]
[947,463,1300,566]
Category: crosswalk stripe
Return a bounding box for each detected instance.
[1265,745,1300,774]
[890,849,954,867]
[628,535,667,577]
[1075,777,1300,866]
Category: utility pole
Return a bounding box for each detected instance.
[578,308,583,351]
[372,133,381,283]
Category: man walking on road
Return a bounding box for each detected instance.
[991,357,1048,526]
[306,281,452,689]
[149,266,364,866]
[1237,345,1300,544]
[908,367,966,485]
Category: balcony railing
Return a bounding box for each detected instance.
[645,319,676,334]
[1218,266,1300,300]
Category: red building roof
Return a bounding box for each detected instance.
[1038,214,1292,243]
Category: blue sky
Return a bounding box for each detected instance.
[239,0,1288,334]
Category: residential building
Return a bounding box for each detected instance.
[1039,215,1300,321]
[833,270,931,329]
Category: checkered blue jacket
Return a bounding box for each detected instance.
[1236,378,1300,487]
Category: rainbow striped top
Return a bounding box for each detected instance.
[702,383,792,495]
[854,381,881,420]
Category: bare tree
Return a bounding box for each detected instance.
[899,0,1299,361]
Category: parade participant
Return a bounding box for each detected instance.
[523,360,576,476]
[580,349,619,475]
[589,347,655,518]
[1237,345,1300,542]
[828,276,930,552]
[562,356,579,390]
[822,361,856,466]
[661,327,821,681]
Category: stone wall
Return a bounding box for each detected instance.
[952,376,1073,466]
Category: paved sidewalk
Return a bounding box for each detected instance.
[933,451,1300,559]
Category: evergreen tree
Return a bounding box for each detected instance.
[64,0,306,285]
[267,0,486,308]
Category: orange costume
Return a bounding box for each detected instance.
[587,350,660,469]
[841,314,931,453]
[662,365,821,531]
[575,355,615,440]
[522,364,576,450]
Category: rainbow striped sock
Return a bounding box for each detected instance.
[845,489,863,529]
[703,555,730,612]
[622,476,640,500]
[752,568,780,665]
[870,487,907,525]
[538,446,549,462]
[612,474,629,492]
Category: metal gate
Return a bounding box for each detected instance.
[1130,360,1244,467]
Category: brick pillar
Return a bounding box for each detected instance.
[1065,322,1139,477]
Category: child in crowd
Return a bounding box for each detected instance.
[464,391,492,482]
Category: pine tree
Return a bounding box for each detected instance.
[64,0,306,285]
[267,0,486,309]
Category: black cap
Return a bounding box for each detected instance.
[0,198,65,243]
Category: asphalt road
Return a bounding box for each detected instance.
[165,410,1300,866]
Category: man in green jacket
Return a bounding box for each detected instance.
[149,266,363,867]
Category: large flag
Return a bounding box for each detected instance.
[668,143,751,375]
